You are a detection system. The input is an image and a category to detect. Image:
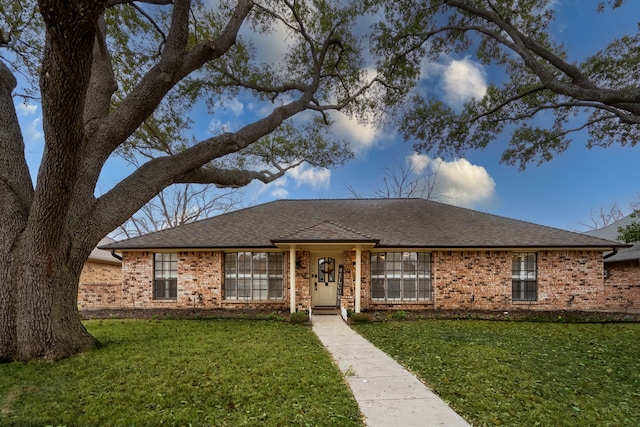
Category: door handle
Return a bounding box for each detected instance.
[314,282,317,291]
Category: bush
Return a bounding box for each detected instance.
[349,313,370,323]
[392,310,408,320]
[289,311,310,323]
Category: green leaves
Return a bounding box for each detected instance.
[371,0,640,169]
[618,212,640,243]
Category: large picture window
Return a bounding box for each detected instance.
[224,252,284,300]
[371,252,431,301]
[154,253,178,300]
[512,253,537,301]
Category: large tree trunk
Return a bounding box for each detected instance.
[0,61,33,362]
[12,236,96,361]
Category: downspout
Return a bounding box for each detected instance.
[110,250,122,261]
[603,247,618,260]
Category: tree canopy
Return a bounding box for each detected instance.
[618,212,640,243]
[370,0,640,169]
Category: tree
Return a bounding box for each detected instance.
[347,156,444,200]
[0,0,378,361]
[580,203,626,230]
[618,212,640,243]
[371,0,640,169]
[113,184,241,239]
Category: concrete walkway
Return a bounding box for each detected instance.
[312,314,470,427]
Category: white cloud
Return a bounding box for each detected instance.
[420,56,488,108]
[270,187,289,199]
[24,117,44,145]
[225,98,244,116]
[408,153,496,208]
[442,57,487,106]
[16,102,38,115]
[288,164,331,189]
[408,152,431,173]
[208,118,232,134]
[331,112,378,154]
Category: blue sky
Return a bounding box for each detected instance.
[14,0,640,233]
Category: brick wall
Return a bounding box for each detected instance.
[605,259,640,284]
[101,248,638,313]
[603,259,640,310]
[78,260,122,309]
[536,250,604,310]
[78,282,122,308]
[80,261,121,284]
[294,251,310,312]
[120,251,290,310]
[433,250,510,310]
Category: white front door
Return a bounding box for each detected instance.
[311,253,339,307]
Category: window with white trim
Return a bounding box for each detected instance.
[154,253,178,300]
[371,252,431,301]
[512,253,537,301]
[224,252,284,300]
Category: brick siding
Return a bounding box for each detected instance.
[83,248,639,312]
[79,261,121,284]
[603,259,640,310]
[78,261,122,309]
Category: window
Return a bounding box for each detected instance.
[371,252,431,301]
[224,252,284,300]
[512,253,537,301]
[318,257,335,282]
[154,253,177,300]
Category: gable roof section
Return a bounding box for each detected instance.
[274,220,378,243]
[584,215,640,262]
[103,199,624,251]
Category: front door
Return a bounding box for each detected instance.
[311,253,339,307]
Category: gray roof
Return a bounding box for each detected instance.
[89,237,122,264]
[102,199,624,251]
[584,215,640,262]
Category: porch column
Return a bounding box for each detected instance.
[355,246,361,313]
[289,245,296,313]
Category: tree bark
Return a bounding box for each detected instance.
[0,62,33,361]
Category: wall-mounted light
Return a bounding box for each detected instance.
[296,257,301,269]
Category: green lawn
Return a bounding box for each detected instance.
[1,319,363,427]
[353,319,640,426]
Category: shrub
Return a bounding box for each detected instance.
[349,313,370,323]
[289,312,310,323]
[392,310,408,320]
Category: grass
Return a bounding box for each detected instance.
[1,319,363,426]
[353,319,640,427]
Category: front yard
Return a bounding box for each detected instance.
[0,319,363,426]
[353,319,640,426]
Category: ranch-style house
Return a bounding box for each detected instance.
[91,198,638,314]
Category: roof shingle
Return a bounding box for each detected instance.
[103,199,624,251]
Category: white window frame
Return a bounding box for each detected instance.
[224,252,284,300]
[512,252,537,301]
[371,252,432,302]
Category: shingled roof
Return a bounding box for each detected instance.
[102,199,624,251]
[584,215,640,262]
